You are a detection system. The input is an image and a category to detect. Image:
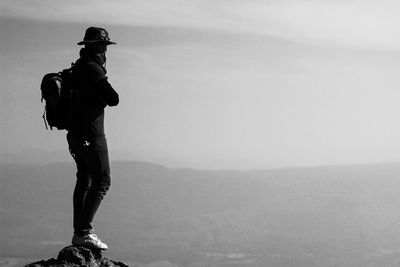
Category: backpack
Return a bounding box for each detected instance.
[40,64,79,130]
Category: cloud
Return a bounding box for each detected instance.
[235,1,400,50]
[3,0,400,50]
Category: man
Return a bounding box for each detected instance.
[67,27,119,250]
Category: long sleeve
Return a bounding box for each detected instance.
[96,78,119,106]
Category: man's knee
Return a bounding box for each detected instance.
[75,172,91,190]
[92,172,111,195]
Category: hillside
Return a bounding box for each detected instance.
[1,162,400,266]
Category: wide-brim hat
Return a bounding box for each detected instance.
[77,27,116,45]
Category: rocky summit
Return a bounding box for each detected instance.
[25,245,129,267]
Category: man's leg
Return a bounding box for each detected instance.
[67,131,92,236]
[73,157,91,236]
[79,149,111,234]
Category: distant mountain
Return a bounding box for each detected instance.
[1,161,400,267]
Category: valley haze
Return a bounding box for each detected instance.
[1,160,400,267]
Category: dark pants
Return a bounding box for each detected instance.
[67,131,111,236]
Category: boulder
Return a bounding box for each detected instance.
[25,245,129,267]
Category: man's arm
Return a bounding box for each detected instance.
[96,78,119,106]
[86,62,119,107]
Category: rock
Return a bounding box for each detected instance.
[25,245,129,267]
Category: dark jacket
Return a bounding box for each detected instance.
[70,48,119,150]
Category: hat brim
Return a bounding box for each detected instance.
[77,40,117,45]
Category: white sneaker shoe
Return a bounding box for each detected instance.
[72,232,108,250]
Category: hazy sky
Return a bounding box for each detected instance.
[1,0,400,169]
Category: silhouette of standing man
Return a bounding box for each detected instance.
[67,27,119,250]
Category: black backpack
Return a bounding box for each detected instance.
[40,64,79,130]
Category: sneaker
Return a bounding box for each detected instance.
[72,232,108,250]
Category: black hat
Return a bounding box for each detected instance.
[77,27,116,45]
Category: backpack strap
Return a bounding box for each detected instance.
[42,108,49,130]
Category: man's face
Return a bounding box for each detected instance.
[85,43,108,66]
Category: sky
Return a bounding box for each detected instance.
[1,0,400,169]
